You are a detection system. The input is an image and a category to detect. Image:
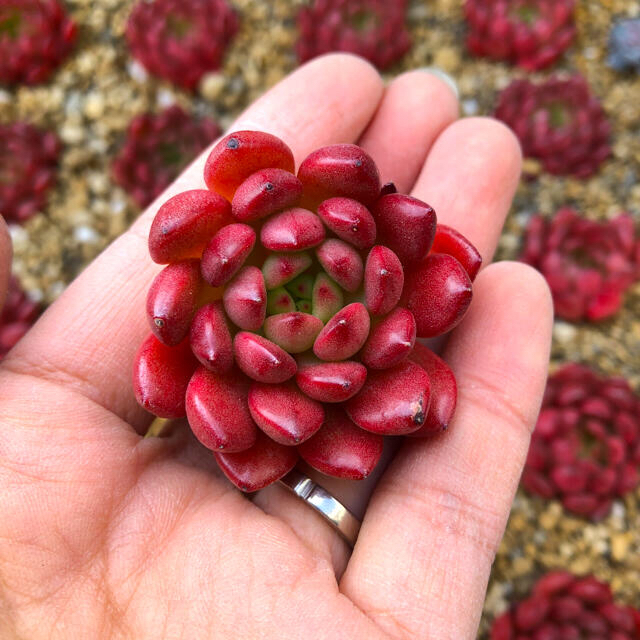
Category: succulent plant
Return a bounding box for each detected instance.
[521,208,640,322]
[112,105,221,209]
[608,18,640,73]
[495,76,611,178]
[295,0,411,70]
[125,0,238,90]
[464,0,576,70]
[491,571,640,639]
[0,0,76,85]
[522,363,640,521]
[0,121,60,224]
[133,130,481,492]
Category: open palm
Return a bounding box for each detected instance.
[0,55,553,640]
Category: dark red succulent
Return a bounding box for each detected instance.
[464,0,576,71]
[0,121,60,224]
[112,105,221,209]
[0,0,76,85]
[0,276,40,360]
[132,130,480,492]
[521,208,640,322]
[522,363,640,521]
[495,75,611,178]
[491,571,640,639]
[125,0,238,91]
[295,0,411,70]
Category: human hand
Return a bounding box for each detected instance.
[0,55,553,640]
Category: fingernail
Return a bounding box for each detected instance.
[419,67,460,99]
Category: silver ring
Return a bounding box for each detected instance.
[279,469,361,547]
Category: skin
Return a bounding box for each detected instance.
[0,55,553,640]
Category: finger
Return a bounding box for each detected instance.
[357,69,459,193]
[341,263,553,640]
[0,215,11,311]
[5,54,384,429]
[411,116,522,264]
[268,70,460,525]
[252,472,353,578]
[306,116,522,522]
[254,70,460,572]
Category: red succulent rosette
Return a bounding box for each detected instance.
[125,0,238,91]
[0,121,60,224]
[495,75,611,178]
[464,0,576,71]
[132,131,481,492]
[521,208,640,322]
[0,276,40,360]
[522,363,640,521]
[0,0,76,85]
[491,571,640,639]
[295,0,411,70]
[112,105,221,209]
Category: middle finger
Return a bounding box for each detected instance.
[255,69,461,570]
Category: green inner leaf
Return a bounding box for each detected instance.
[158,142,183,167]
[167,14,192,39]
[548,102,570,128]
[0,11,22,39]
[515,4,539,25]
[347,9,378,33]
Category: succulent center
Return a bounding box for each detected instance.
[567,246,602,272]
[264,255,344,323]
[157,141,184,167]
[577,427,608,467]
[346,8,379,33]
[548,101,571,128]
[0,10,22,39]
[512,3,539,26]
[166,14,193,39]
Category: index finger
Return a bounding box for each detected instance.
[3,54,384,427]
